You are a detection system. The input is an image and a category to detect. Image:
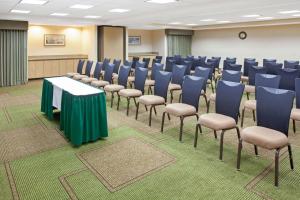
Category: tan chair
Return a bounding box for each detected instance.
[66,59,85,77]
[73,60,93,80]
[91,63,114,89]
[81,62,102,84]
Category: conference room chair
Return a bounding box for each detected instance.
[226,57,237,63]
[132,56,139,69]
[73,60,93,80]
[165,59,176,72]
[265,62,283,75]
[155,55,163,60]
[100,58,111,78]
[152,58,162,64]
[111,59,122,83]
[104,65,131,108]
[91,63,115,88]
[183,60,193,75]
[186,55,194,60]
[118,67,148,116]
[291,78,300,133]
[241,60,258,82]
[208,70,242,113]
[194,67,210,113]
[113,60,133,81]
[66,59,85,77]
[278,68,300,91]
[198,56,207,62]
[136,71,172,126]
[81,62,103,84]
[143,58,151,69]
[207,58,218,74]
[237,86,294,187]
[174,55,182,64]
[241,74,281,127]
[128,61,146,87]
[201,62,215,93]
[263,58,276,67]
[191,57,204,73]
[245,66,267,100]
[145,63,164,94]
[215,59,237,80]
[195,80,244,160]
[168,64,187,103]
[161,76,205,141]
[284,60,299,69]
[211,56,221,70]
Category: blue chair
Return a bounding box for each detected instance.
[91,63,115,88]
[242,60,258,82]
[226,57,237,63]
[156,55,163,60]
[223,59,237,69]
[284,60,299,69]
[192,57,205,71]
[136,61,146,68]
[174,55,182,64]
[238,87,294,187]
[124,60,133,68]
[211,56,221,69]
[245,66,267,99]
[207,58,218,74]
[66,59,85,77]
[152,58,161,65]
[73,60,93,80]
[263,58,276,67]
[183,60,193,75]
[241,74,281,127]
[161,76,205,141]
[102,58,111,71]
[278,68,299,91]
[142,58,151,68]
[291,78,300,132]
[194,67,210,111]
[81,62,103,84]
[136,71,172,126]
[195,81,244,160]
[132,56,139,69]
[128,61,146,86]
[244,58,256,62]
[201,62,215,93]
[169,65,187,103]
[104,65,131,108]
[165,59,176,72]
[198,56,207,62]
[145,63,164,94]
[224,64,242,72]
[118,67,148,116]
[265,62,283,75]
[113,59,122,74]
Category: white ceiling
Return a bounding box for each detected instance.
[1,0,300,29]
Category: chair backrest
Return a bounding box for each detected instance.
[77,60,85,74]
[244,58,256,63]
[194,67,210,92]
[226,57,237,63]
[84,60,93,75]
[193,57,205,70]
[171,65,187,85]
[215,80,245,122]
[255,74,281,99]
[198,56,207,62]
[256,87,294,136]
[211,56,221,68]
[182,76,205,111]
[201,62,214,80]
[263,59,276,67]
[225,64,242,72]
[102,58,111,70]
[156,55,163,60]
[284,60,299,69]
[103,63,115,83]
[278,68,300,91]
[154,71,172,100]
[295,78,300,108]
[183,60,193,75]
[174,55,182,64]
[152,58,161,66]
[113,59,122,74]
[165,59,175,72]
[223,60,237,70]
[118,65,131,87]
[132,56,140,69]
[134,67,148,93]
[151,63,164,80]
[124,60,133,68]
[243,60,258,76]
[136,61,146,68]
[248,66,267,85]
[222,70,242,82]
[207,58,218,73]
[142,58,151,68]
[265,62,283,75]
[93,62,103,80]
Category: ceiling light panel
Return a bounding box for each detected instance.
[279,10,300,14]
[145,0,178,4]
[109,9,130,13]
[50,13,69,16]
[20,0,48,5]
[242,14,260,18]
[11,9,31,14]
[84,16,101,19]
[70,4,94,9]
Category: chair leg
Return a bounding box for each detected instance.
[235,127,241,139]
[161,112,166,133]
[149,106,153,126]
[117,94,121,110]
[135,102,139,120]
[147,86,150,94]
[153,106,157,115]
[133,97,137,106]
[110,92,114,108]
[252,110,256,122]
[145,105,148,111]
[288,144,294,170]
[241,108,245,127]
[246,92,249,100]
[219,130,225,160]
[179,93,182,103]
[203,94,208,113]
[179,116,184,142]
[170,90,173,103]
[293,119,296,133]
[207,100,210,113]
[237,139,243,170]
[214,130,217,139]
[194,124,199,148]
[167,113,171,120]
[254,145,258,156]
[126,98,130,116]
[211,82,214,93]
[275,149,280,187]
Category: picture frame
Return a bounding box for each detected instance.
[44,34,65,46]
[128,36,141,45]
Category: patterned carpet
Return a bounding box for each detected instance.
[0,79,299,200]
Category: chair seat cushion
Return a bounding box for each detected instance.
[128,76,135,82]
[207,79,212,84]
[245,85,255,93]
[104,84,124,92]
[81,77,97,83]
[91,80,109,87]
[168,83,181,90]
[241,76,249,82]
[119,89,142,97]
[291,108,300,120]
[198,113,236,131]
[145,79,155,86]
[190,70,195,75]
[112,73,118,80]
[165,103,196,117]
[138,95,165,106]
[73,74,88,80]
[241,126,288,150]
[201,90,205,95]
[209,93,216,102]
[66,72,79,77]
[244,100,257,110]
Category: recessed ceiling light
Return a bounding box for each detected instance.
[257,17,274,20]
[145,0,178,4]
[187,23,198,26]
[84,15,101,19]
[109,9,130,13]
[242,14,260,18]
[279,10,300,14]
[70,4,94,9]
[216,20,231,24]
[50,13,69,16]
[168,22,181,25]
[20,0,48,5]
[200,19,216,22]
[11,9,31,14]
[292,14,300,17]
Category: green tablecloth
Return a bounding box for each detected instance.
[41,79,108,146]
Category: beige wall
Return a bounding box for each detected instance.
[103,26,124,60]
[192,24,300,66]
[128,29,153,53]
[152,29,167,61]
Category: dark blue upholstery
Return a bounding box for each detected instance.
[136,61,146,68]
[278,68,300,91]
[223,59,237,70]
[255,74,281,99]
[182,76,205,111]
[77,60,85,74]
[113,59,121,74]
[211,57,221,68]
[84,60,93,75]
[174,55,182,64]
[263,59,276,67]
[151,63,164,80]
[256,87,294,136]
[265,62,283,75]
[243,60,258,76]
[132,56,139,69]
[194,67,210,92]
[183,60,193,75]
[224,64,242,72]
[155,56,163,60]
[134,67,148,94]
[102,58,111,70]
[226,57,237,63]
[93,62,103,80]
[142,58,151,68]
[152,58,161,65]
[193,57,205,70]
[165,59,175,72]
[118,65,131,87]
[215,80,245,122]
[198,56,207,62]
[295,78,300,108]
[124,60,133,68]
[171,65,187,86]
[284,60,299,69]
[207,58,218,73]
[103,63,114,83]
[244,58,256,63]
[154,71,172,100]
[222,70,242,82]
[248,66,267,85]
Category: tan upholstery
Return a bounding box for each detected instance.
[201,90,205,95]
[138,95,165,106]
[81,77,97,83]
[245,85,255,93]
[73,74,88,80]
[145,79,155,86]
[198,113,236,131]
[291,108,300,120]
[244,100,256,110]
[104,84,124,92]
[190,70,195,75]
[165,103,196,117]
[91,80,109,87]
[168,83,181,91]
[128,76,135,83]
[112,73,119,80]
[241,76,249,82]
[241,126,288,150]
[119,89,142,97]
[207,79,212,84]
[216,74,222,80]
[66,72,79,77]
[209,93,216,102]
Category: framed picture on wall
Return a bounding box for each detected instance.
[44,34,65,46]
[128,36,141,45]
